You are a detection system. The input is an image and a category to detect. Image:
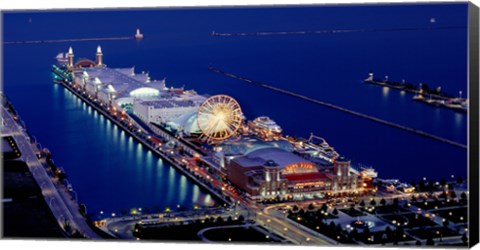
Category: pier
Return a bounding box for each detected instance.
[51,69,231,206]
[210,26,465,37]
[364,74,467,113]
[4,36,133,45]
[208,66,467,149]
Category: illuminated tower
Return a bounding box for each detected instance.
[333,156,353,192]
[96,45,103,66]
[135,28,144,40]
[67,46,74,70]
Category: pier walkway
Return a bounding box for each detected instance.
[208,67,467,149]
[1,105,102,239]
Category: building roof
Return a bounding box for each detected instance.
[246,147,314,170]
[80,67,165,98]
[138,99,197,109]
[231,156,266,168]
[220,136,293,156]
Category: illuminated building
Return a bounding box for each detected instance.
[95,45,104,67]
[225,146,364,201]
[133,98,202,125]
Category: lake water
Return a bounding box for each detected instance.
[3,3,468,215]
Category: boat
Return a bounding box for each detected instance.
[360,167,378,179]
[55,52,68,64]
[251,116,282,134]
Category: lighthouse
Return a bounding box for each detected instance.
[135,28,144,40]
[96,45,104,67]
[67,46,74,70]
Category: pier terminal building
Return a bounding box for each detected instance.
[63,47,368,202]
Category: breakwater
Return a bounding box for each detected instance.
[208,66,467,149]
[211,26,466,37]
[4,36,133,45]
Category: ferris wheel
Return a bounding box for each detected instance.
[197,95,243,142]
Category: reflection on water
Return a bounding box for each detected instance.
[56,88,217,215]
[382,86,389,97]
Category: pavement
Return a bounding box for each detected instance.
[256,203,337,245]
[1,105,101,239]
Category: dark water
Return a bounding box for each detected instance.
[3,3,468,214]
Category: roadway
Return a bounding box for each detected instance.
[255,203,337,245]
[1,105,101,239]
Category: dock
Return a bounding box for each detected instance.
[51,68,230,206]
[364,73,467,113]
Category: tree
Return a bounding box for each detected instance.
[63,219,71,233]
[443,220,450,228]
[292,205,299,213]
[349,228,359,240]
[461,233,468,244]
[415,240,422,246]
[370,199,377,207]
[216,216,224,224]
[392,198,399,207]
[456,176,463,184]
[395,226,405,240]
[410,195,417,203]
[334,224,342,235]
[321,203,328,212]
[428,180,434,191]
[419,178,426,191]
[381,233,387,245]
[426,236,435,246]
[421,83,432,93]
[380,198,386,206]
[450,191,457,199]
[440,191,448,199]
[385,226,393,239]
[227,216,233,223]
[308,203,315,211]
[299,209,306,217]
[332,208,338,216]
[460,192,468,204]
[328,221,336,232]
[238,215,245,223]
[359,200,365,207]
[439,178,446,187]
[364,227,371,238]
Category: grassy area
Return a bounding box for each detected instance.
[380,213,436,228]
[202,225,285,243]
[340,208,366,217]
[408,226,459,240]
[413,199,461,210]
[286,212,354,244]
[354,230,414,245]
[3,160,64,238]
[364,205,409,215]
[436,207,468,224]
[134,220,243,241]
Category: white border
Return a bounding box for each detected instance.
[1,1,479,250]
[0,0,477,10]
